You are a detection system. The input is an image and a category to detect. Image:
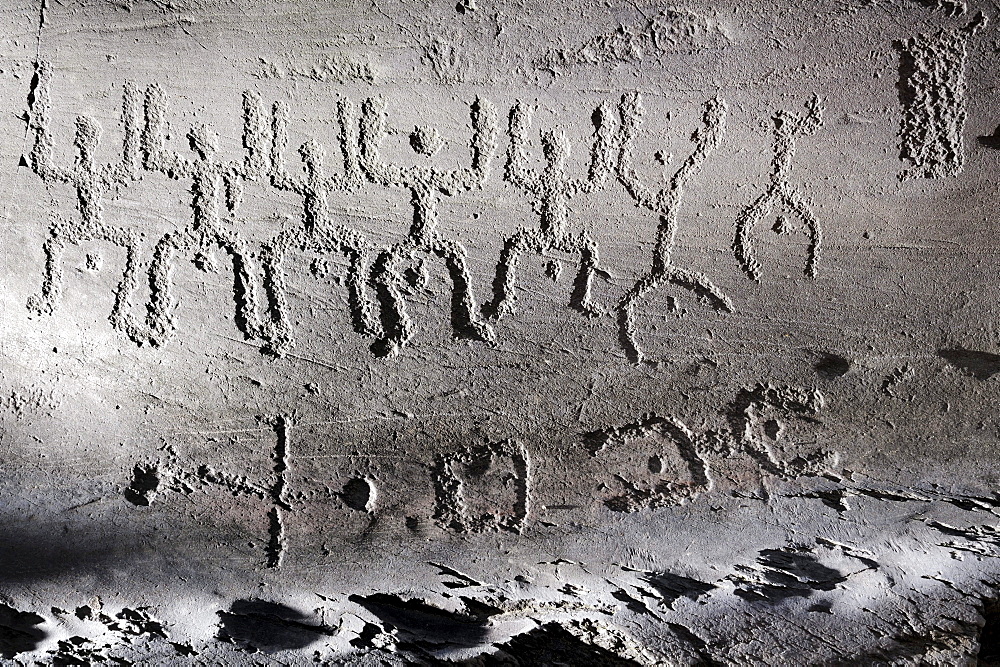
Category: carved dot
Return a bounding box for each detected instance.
[409,126,443,156]
[763,419,783,441]
[310,258,330,278]
[193,251,217,273]
[648,455,663,474]
[343,477,376,512]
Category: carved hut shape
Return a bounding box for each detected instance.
[25,61,155,344]
[482,99,615,321]
[359,96,499,357]
[588,414,714,512]
[141,82,270,347]
[615,93,734,364]
[733,95,824,282]
[432,439,531,534]
[261,97,381,357]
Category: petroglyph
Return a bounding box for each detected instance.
[483,99,614,321]
[615,93,733,364]
[21,74,850,358]
[896,15,985,180]
[124,416,292,568]
[360,95,498,357]
[11,2,1000,664]
[141,80,270,347]
[266,415,292,568]
[24,61,152,343]
[728,383,838,478]
[251,54,378,83]
[586,414,713,512]
[1,385,59,421]
[910,0,968,16]
[421,35,468,85]
[433,440,531,533]
[261,97,380,357]
[733,95,823,281]
[342,476,377,512]
[537,8,731,71]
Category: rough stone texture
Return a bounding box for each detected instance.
[1,0,1000,664]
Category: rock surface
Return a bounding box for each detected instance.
[1,0,1000,663]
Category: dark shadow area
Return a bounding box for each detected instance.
[979,600,1000,665]
[467,623,644,666]
[732,548,845,604]
[342,477,373,512]
[938,349,1000,380]
[814,352,850,379]
[124,463,160,506]
[640,571,716,608]
[0,602,46,659]
[0,519,139,586]
[979,125,1000,150]
[349,593,489,649]
[217,599,333,654]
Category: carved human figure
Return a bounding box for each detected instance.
[481,100,615,321]
[615,93,733,364]
[261,98,380,357]
[733,95,824,281]
[359,96,498,357]
[25,61,155,343]
[141,83,269,346]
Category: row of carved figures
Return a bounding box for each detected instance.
[25,61,823,362]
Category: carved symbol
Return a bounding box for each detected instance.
[124,415,292,568]
[261,97,380,357]
[482,100,615,321]
[896,19,983,180]
[587,414,713,512]
[140,81,270,347]
[25,61,151,343]
[615,93,733,364]
[432,440,530,533]
[733,95,823,281]
[727,383,838,478]
[360,97,499,357]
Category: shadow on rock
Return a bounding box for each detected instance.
[218,599,334,654]
[0,602,46,659]
[349,593,490,650]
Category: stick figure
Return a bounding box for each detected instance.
[141,82,269,346]
[481,100,615,321]
[359,96,498,357]
[260,97,380,357]
[25,61,155,343]
[733,95,823,281]
[615,93,733,364]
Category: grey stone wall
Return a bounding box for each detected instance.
[1,0,1000,663]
